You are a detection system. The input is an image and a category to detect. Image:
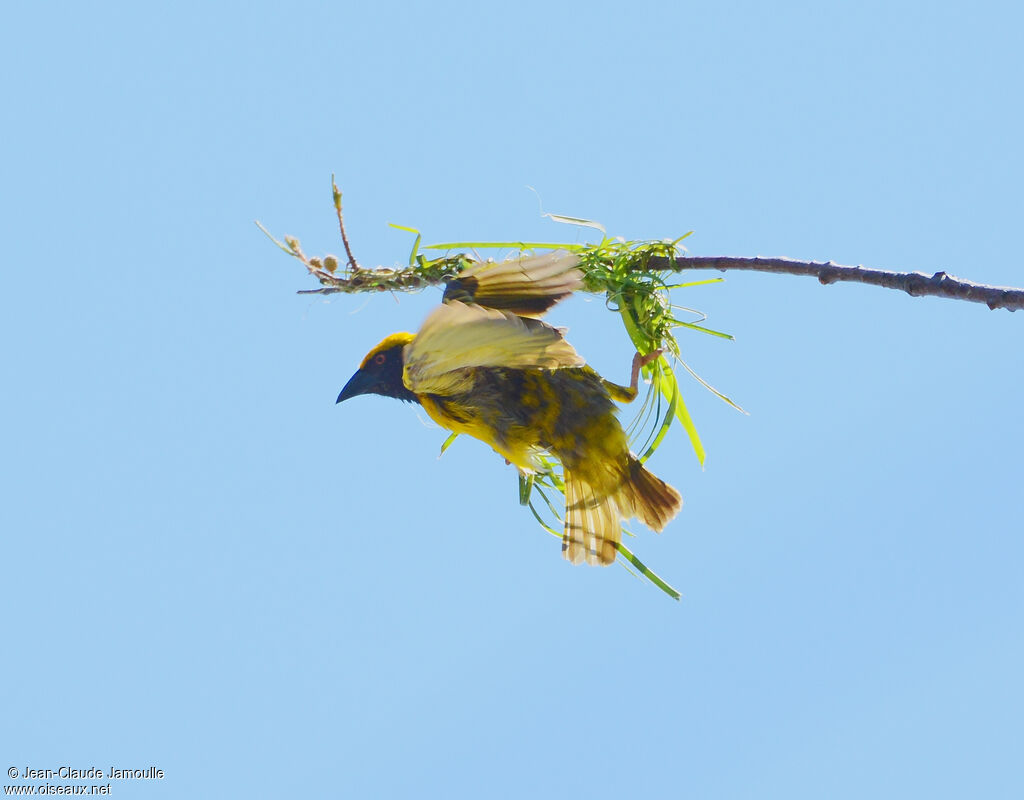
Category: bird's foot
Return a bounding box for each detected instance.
[629,349,664,393]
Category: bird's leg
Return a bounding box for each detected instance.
[603,349,664,404]
[630,349,663,393]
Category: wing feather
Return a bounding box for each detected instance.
[404,301,584,396]
[442,250,583,317]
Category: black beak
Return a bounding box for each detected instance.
[336,369,374,404]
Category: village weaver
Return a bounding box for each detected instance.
[336,251,682,565]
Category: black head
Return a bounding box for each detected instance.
[336,333,419,404]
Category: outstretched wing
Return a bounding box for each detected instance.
[404,301,584,396]
[442,250,583,317]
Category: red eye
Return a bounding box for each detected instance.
[374,353,387,365]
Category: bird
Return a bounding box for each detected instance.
[336,250,682,565]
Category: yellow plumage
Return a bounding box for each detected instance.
[337,250,682,565]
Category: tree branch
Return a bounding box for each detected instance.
[647,255,1024,312]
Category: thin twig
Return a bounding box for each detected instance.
[331,174,361,271]
[647,255,1024,312]
[296,271,443,295]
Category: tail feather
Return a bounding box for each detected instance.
[623,457,683,533]
[562,458,682,566]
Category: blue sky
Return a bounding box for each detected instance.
[3,1,1022,797]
